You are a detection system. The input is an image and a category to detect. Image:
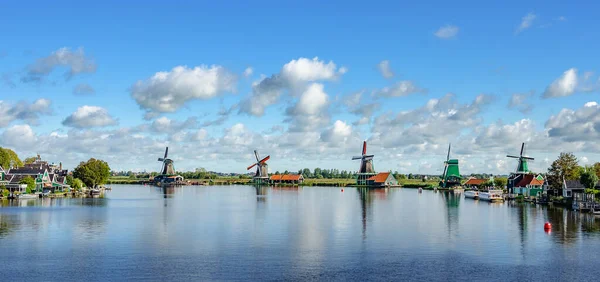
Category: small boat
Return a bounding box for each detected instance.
[464,190,479,199]
[89,188,101,196]
[17,194,38,200]
[479,189,504,202]
[418,188,423,193]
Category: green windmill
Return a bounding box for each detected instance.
[506,142,534,173]
[440,143,461,188]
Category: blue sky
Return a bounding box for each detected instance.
[0,1,599,174]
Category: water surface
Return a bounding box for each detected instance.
[1,185,600,281]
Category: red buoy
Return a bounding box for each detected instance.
[544,222,552,230]
[341,189,344,192]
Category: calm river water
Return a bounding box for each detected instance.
[2,185,600,281]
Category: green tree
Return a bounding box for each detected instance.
[0,147,23,169]
[594,162,600,179]
[19,176,35,194]
[73,158,111,188]
[547,152,579,191]
[494,177,508,189]
[71,178,84,190]
[24,156,38,164]
[580,167,599,190]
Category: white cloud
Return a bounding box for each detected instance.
[62,106,118,128]
[516,12,536,34]
[150,116,197,134]
[545,101,600,142]
[239,57,345,116]
[377,60,394,78]
[130,65,237,114]
[320,120,352,143]
[557,16,567,21]
[542,68,578,98]
[22,47,96,82]
[2,124,36,148]
[73,83,95,95]
[508,91,535,113]
[243,67,253,77]
[0,98,52,127]
[434,25,459,39]
[286,83,330,132]
[376,80,427,97]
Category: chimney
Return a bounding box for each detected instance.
[60,162,62,171]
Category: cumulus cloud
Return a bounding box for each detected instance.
[371,93,493,149]
[73,83,95,95]
[375,80,427,97]
[130,65,237,114]
[239,57,345,116]
[22,47,96,82]
[0,98,52,127]
[545,101,600,142]
[62,106,118,128]
[508,91,535,113]
[377,60,394,78]
[2,124,37,148]
[320,120,352,143]
[243,67,253,77]
[285,83,330,132]
[542,68,578,98]
[516,12,536,34]
[434,25,459,39]
[150,116,198,134]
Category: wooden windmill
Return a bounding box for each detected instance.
[352,141,376,185]
[157,147,175,175]
[506,142,534,173]
[440,143,461,188]
[247,150,270,184]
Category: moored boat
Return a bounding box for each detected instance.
[479,189,504,202]
[464,190,479,199]
[17,194,38,200]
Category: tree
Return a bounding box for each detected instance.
[73,158,111,188]
[494,177,508,189]
[594,162,600,179]
[71,178,84,190]
[580,167,599,190]
[19,176,35,194]
[0,147,23,169]
[23,156,37,164]
[547,152,579,191]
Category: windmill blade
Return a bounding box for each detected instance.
[247,163,257,170]
[164,147,169,159]
[506,155,520,158]
[363,156,374,161]
[254,150,260,162]
[158,158,164,162]
[520,143,525,156]
[352,156,363,160]
[522,157,535,160]
[256,165,262,177]
[259,155,270,163]
[447,143,451,161]
[362,141,367,155]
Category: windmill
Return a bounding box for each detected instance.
[440,143,461,188]
[247,150,270,183]
[506,142,534,173]
[157,147,175,175]
[352,141,376,185]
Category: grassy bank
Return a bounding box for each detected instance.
[107,176,438,187]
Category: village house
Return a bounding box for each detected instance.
[563,179,600,204]
[270,174,304,185]
[366,172,398,188]
[463,178,486,189]
[1,155,70,193]
[509,174,545,198]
